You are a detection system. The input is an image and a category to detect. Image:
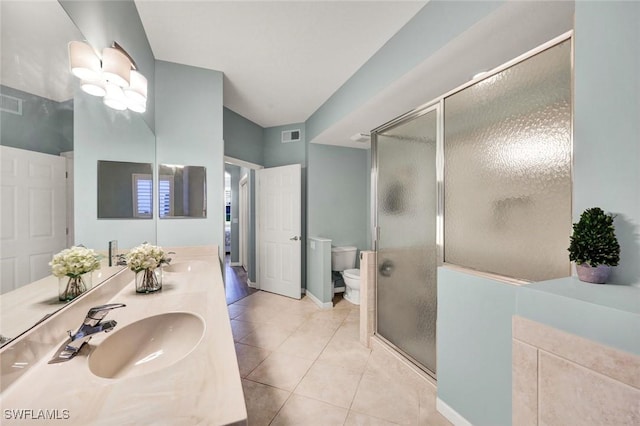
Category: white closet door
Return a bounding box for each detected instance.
[1,146,66,294]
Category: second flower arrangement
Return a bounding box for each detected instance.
[125,243,171,293]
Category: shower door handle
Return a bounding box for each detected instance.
[379,260,394,277]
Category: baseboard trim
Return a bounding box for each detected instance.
[247,279,257,289]
[230,262,242,266]
[305,290,332,309]
[436,398,473,426]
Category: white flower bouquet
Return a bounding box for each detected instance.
[125,243,171,293]
[50,246,101,301]
[50,246,102,278]
[125,243,170,273]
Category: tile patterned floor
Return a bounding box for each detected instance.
[230,291,452,425]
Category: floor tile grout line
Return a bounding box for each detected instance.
[237,291,387,425]
[346,350,373,413]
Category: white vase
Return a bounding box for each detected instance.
[576,264,611,284]
[135,268,162,293]
[59,272,92,301]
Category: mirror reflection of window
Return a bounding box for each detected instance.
[158,164,207,218]
[132,174,153,218]
[159,175,175,218]
[97,160,154,219]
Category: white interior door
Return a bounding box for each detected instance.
[257,164,301,299]
[239,176,248,270]
[1,146,66,294]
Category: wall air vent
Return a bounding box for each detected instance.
[282,129,301,143]
[0,94,23,115]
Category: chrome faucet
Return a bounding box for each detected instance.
[55,303,126,360]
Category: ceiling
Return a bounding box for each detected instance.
[134,0,426,128]
[0,0,82,102]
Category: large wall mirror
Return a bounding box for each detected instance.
[98,161,154,219]
[0,2,147,346]
[158,164,207,218]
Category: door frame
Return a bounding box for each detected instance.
[371,102,442,378]
[224,156,262,287]
[60,151,74,247]
[239,174,248,271]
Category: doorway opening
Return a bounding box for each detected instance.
[223,156,263,303]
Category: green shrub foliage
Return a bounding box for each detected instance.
[568,207,620,267]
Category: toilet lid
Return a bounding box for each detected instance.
[343,268,360,279]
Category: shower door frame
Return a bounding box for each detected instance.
[371,101,444,379]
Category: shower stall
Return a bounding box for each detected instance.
[372,34,572,377]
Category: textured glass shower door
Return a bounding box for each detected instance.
[375,107,438,376]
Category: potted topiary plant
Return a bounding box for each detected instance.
[568,207,620,284]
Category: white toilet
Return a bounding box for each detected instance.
[331,246,361,305]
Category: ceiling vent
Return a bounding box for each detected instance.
[0,94,23,115]
[282,129,301,143]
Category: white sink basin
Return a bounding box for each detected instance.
[88,312,205,379]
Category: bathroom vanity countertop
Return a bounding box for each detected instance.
[0,263,124,340]
[0,247,247,425]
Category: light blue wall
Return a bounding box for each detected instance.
[223,108,264,166]
[516,278,640,356]
[61,0,157,251]
[59,0,155,132]
[574,0,640,285]
[307,237,332,305]
[222,108,262,280]
[155,60,224,257]
[437,268,517,426]
[73,91,156,250]
[263,123,307,287]
[308,144,369,256]
[263,123,306,168]
[305,1,503,142]
[435,4,640,425]
[0,86,73,155]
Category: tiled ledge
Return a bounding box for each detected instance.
[516,277,640,356]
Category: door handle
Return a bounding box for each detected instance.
[289,236,301,241]
[379,260,394,277]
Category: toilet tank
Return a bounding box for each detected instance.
[331,246,357,271]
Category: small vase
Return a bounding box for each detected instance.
[135,268,162,293]
[59,272,92,301]
[576,264,611,284]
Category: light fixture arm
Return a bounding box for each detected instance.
[112,41,138,71]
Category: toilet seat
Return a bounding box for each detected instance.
[343,268,360,280]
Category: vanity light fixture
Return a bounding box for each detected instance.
[68,41,147,113]
[103,83,128,111]
[68,41,101,81]
[101,47,131,88]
